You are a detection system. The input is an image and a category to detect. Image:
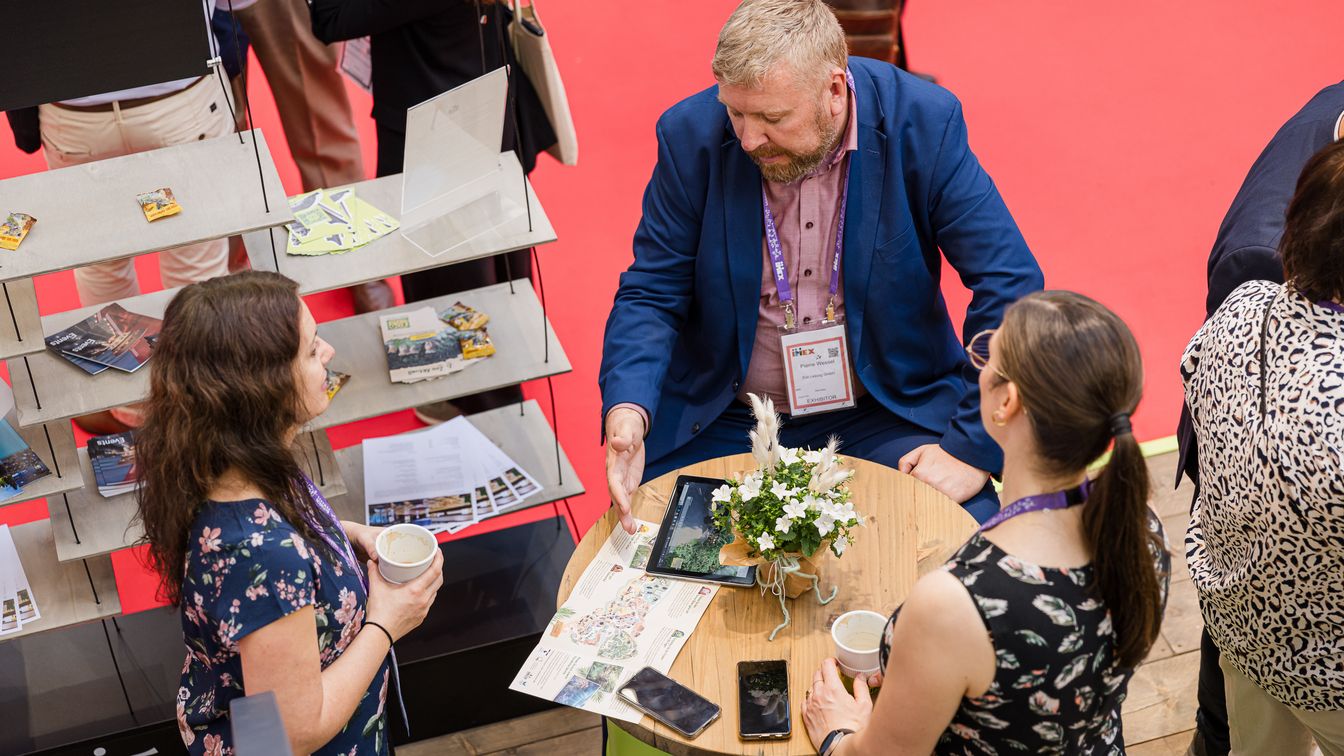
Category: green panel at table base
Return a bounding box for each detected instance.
[607,720,671,756]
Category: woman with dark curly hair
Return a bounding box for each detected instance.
[135,271,442,755]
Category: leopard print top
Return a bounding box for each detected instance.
[1182,280,1344,710]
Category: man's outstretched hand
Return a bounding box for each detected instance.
[898,444,989,504]
[605,408,646,534]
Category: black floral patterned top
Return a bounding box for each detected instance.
[881,515,1169,754]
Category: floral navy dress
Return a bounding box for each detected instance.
[176,498,391,756]
[880,513,1170,754]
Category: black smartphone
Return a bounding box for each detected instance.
[617,667,721,739]
[738,660,791,739]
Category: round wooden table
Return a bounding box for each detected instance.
[558,453,979,756]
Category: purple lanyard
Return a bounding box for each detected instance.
[979,481,1090,532]
[761,70,854,328]
[302,474,363,589]
[1318,299,1344,313]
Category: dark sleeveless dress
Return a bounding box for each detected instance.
[880,515,1169,754]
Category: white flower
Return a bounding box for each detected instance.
[775,516,794,534]
[780,447,801,466]
[740,476,762,501]
[802,494,823,512]
[769,480,791,500]
[833,535,850,556]
[814,512,836,537]
[757,532,776,551]
[709,481,731,505]
[782,501,808,520]
[803,449,823,465]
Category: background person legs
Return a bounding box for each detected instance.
[1219,656,1344,756]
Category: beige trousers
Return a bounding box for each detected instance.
[234,0,365,191]
[39,76,234,305]
[1222,656,1344,756]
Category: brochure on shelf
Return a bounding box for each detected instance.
[88,431,138,498]
[0,524,39,635]
[509,519,719,722]
[400,67,529,257]
[0,380,50,502]
[44,303,161,373]
[286,187,399,256]
[362,416,543,534]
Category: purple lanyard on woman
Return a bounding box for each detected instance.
[978,480,1090,532]
[302,474,412,735]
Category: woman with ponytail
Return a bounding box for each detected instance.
[802,291,1169,755]
[1182,140,1344,754]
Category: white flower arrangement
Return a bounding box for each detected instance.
[710,394,860,563]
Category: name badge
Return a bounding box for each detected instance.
[779,321,856,416]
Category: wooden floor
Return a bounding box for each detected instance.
[402,451,1203,756]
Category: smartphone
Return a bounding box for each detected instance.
[738,660,792,739]
[617,667,721,739]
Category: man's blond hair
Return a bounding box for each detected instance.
[711,0,848,90]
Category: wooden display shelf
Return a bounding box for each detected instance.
[328,399,584,525]
[50,431,345,563]
[241,152,556,295]
[0,419,83,509]
[0,130,289,286]
[0,519,120,643]
[10,279,569,429]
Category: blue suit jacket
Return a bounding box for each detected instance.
[599,57,1043,473]
[1176,79,1344,485]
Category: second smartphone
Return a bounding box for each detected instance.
[738,660,791,740]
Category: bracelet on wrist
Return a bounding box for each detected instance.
[821,728,854,756]
[364,620,395,649]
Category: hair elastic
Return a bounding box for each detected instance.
[1109,413,1132,437]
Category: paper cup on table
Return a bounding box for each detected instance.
[375,524,437,583]
[831,610,887,678]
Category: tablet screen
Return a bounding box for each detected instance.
[650,477,754,584]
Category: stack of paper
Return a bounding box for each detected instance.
[89,431,138,498]
[0,525,38,636]
[0,381,50,503]
[45,303,161,375]
[362,416,543,535]
[286,187,399,256]
[378,301,495,385]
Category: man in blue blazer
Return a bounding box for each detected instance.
[600,0,1043,533]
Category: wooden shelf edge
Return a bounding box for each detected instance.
[51,430,347,563]
[0,420,83,510]
[0,520,120,643]
[327,398,585,529]
[12,280,571,430]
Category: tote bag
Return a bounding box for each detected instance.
[509,0,579,166]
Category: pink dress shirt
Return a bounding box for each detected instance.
[737,83,862,413]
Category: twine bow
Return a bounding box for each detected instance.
[758,554,837,641]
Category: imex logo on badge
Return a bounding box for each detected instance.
[791,345,816,358]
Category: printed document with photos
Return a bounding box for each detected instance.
[509,520,719,722]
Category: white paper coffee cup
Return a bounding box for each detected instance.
[831,610,887,678]
[375,524,437,584]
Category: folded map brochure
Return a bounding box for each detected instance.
[45,304,162,374]
[324,369,351,400]
[286,187,399,256]
[362,416,544,535]
[509,520,718,722]
[0,213,35,251]
[0,525,40,636]
[136,187,181,222]
[378,302,495,384]
[88,431,138,498]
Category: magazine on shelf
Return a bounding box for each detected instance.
[286,187,399,256]
[361,416,544,535]
[45,303,162,373]
[0,381,50,502]
[88,431,138,498]
[379,307,465,384]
